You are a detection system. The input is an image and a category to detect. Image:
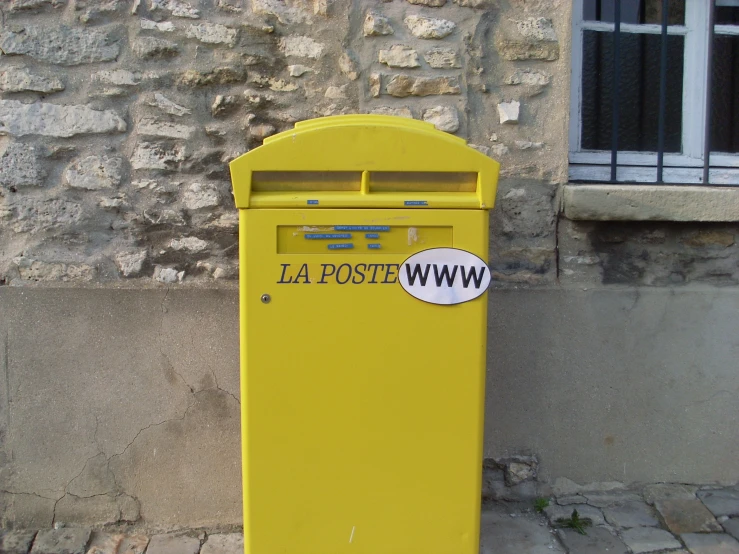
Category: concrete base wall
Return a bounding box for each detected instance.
[1,286,738,528]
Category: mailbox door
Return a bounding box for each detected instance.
[240,208,489,554]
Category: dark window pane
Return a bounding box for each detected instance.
[581,30,684,152]
[584,0,685,25]
[715,5,739,25]
[710,35,739,153]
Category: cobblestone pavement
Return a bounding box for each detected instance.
[2,484,738,554]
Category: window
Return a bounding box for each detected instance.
[569,0,739,184]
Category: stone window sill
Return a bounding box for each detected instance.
[562,184,739,222]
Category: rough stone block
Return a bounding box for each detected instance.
[0,530,37,554]
[132,37,179,59]
[424,47,461,68]
[496,40,559,61]
[14,258,96,283]
[148,0,200,18]
[369,73,381,98]
[682,230,736,247]
[498,101,520,124]
[10,0,64,11]
[200,534,243,554]
[516,18,557,41]
[0,101,126,138]
[338,52,359,80]
[4,197,85,234]
[0,25,121,66]
[364,12,394,36]
[279,36,324,59]
[557,527,628,554]
[183,182,221,210]
[369,106,412,118]
[145,535,199,554]
[404,15,455,39]
[170,237,208,252]
[655,498,723,534]
[681,533,739,554]
[504,68,551,96]
[30,528,91,554]
[140,19,176,31]
[92,70,140,87]
[288,64,312,77]
[407,0,446,5]
[385,75,460,97]
[153,266,185,283]
[130,142,186,170]
[379,45,420,68]
[64,156,123,190]
[0,141,46,189]
[148,94,191,117]
[251,0,310,24]
[422,106,459,133]
[620,527,682,554]
[178,67,246,87]
[0,68,64,93]
[698,489,739,518]
[138,118,196,140]
[185,23,238,46]
[115,251,148,278]
[603,501,660,529]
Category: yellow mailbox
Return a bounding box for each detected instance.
[230,115,499,554]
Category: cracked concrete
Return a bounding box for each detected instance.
[109,389,241,528]
[0,288,240,528]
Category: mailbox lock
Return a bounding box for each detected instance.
[261,294,271,304]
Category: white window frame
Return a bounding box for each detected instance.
[569,0,739,184]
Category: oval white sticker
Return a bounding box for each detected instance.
[399,248,491,305]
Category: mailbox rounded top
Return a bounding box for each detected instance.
[229,115,499,210]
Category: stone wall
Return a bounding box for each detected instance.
[0,0,571,286]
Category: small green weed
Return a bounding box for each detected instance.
[555,509,592,536]
[533,497,550,513]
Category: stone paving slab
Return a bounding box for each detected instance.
[604,501,661,529]
[31,529,91,554]
[200,533,243,554]
[145,534,200,554]
[557,495,588,505]
[655,498,723,534]
[479,505,564,554]
[116,535,148,554]
[583,491,645,508]
[557,527,628,553]
[0,530,38,554]
[699,489,739,518]
[85,532,148,554]
[724,518,739,542]
[620,526,683,554]
[644,484,699,504]
[544,504,606,526]
[681,533,739,554]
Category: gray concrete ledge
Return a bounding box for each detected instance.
[563,184,739,221]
